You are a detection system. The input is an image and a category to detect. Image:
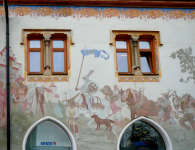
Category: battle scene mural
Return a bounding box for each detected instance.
[0,46,195,150]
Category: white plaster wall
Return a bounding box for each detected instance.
[1,10,195,150]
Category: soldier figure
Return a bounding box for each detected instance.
[108,84,123,138]
[66,100,80,139]
[158,91,177,126]
[75,70,99,115]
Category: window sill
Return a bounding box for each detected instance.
[118,74,160,82]
[27,75,69,82]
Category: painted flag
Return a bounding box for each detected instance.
[81,49,109,60]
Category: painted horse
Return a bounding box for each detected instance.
[121,88,159,120]
[100,85,124,104]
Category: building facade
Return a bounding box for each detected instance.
[0,0,195,150]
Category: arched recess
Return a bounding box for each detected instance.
[22,116,76,150]
[117,116,172,150]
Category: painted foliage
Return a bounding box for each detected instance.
[170,46,195,84]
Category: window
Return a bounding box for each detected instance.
[27,35,44,74]
[139,39,154,74]
[25,121,73,150]
[116,39,132,74]
[27,33,68,75]
[120,120,166,150]
[115,33,158,75]
[51,34,67,74]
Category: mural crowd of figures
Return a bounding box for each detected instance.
[0,47,195,150]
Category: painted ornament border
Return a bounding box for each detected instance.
[0,6,195,21]
[27,76,69,82]
[118,76,160,82]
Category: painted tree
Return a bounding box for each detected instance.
[170,47,195,84]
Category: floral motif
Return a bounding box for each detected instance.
[167,10,186,19]
[36,7,54,17]
[146,9,164,19]
[79,8,99,18]
[0,6,194,22]
[58,8,75,17]
[0,7,5,16]
[123,9,142,18]
[102,8,120,18]
[190,10,195,20]
[14,7,32,16]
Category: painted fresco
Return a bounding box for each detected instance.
[170,46,195,84]
[0,6,195,22]
[0,45,195,150]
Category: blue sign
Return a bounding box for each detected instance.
[41,141,56,146]
[133,142,149,146]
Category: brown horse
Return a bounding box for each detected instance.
[122,88,159,120]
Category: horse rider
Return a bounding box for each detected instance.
[75,70,99,115]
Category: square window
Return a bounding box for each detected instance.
[116,41,127,49]
[27,34,68,75]
[30,40,41,48]
[139,41,150,49]
[115,34,158,75]
[117,52,129,72]
[53,40,64,48]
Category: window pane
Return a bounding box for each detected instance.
[26,121,72,150]
[53,40,64,48]
[53,52,64,72]
[139,41,150,49]
[30,52,40,72]
[117,53,129,72]
[116,41,127,49]
[120,121,166,150]
[140,56,151,72]
[30,40,41,48]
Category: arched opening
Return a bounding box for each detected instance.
[117,117,172,150]
[22,117,76,150]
